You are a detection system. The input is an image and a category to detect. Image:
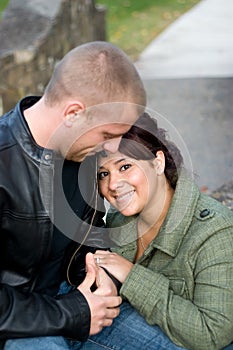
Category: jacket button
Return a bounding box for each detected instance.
[44,153,52,160]
[200,209,210,218]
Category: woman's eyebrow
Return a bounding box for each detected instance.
[114,158,126,165]
[98,158,126,170]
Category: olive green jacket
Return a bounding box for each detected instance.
[107,171,233,350]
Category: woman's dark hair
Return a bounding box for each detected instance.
[119,112,183,188]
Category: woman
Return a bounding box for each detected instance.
[88,112,233,350]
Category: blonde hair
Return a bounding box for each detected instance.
[44,41,146,108]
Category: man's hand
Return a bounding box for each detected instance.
[77,253,122,335]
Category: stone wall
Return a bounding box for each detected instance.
[211,181,233,211]
[0,0,106,113]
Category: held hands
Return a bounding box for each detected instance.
[77,253,122,335]
[94,250,133,283]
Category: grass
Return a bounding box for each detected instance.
[96,0,201,60]
[0,0,201,60]
[0,0,9,17]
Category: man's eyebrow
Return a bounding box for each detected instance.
[98,158,126,170]
[103,132,123,138]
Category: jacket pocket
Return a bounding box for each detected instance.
[168,277,187,297]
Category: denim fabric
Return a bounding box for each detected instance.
[57,280,74,295]
[4,336,71,350]
[223,345,233,350]
[4,281,232,350]
[3,300,186,350]
[75,302,186,350]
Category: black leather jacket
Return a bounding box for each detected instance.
[0,97,108,342]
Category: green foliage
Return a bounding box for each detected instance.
[96,0,201,60]
[0,0,200,60]
[0,0,9,13]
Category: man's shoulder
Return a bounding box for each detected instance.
[0,111,16,151]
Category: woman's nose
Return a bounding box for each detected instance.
[108,174,123,192]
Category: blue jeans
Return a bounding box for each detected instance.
[4,281,233,350]
[4,300,185,350]
[78,302,186,350]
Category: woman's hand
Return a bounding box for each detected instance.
[94,250,133,283]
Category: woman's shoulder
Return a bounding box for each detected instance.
[197,192,233,222]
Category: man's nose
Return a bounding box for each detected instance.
[103,137,122,153]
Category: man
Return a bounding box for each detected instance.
[0,41,146,348]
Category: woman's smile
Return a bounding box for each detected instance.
[114,189,135,208]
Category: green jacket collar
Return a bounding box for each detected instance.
[153,170,199,257]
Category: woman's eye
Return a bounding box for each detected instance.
[120,164,131,172]
[98,171,108,180]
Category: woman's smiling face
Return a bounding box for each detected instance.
[98,151,160,216]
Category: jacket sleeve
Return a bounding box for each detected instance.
[119,228,233,350]
[0,284,90,341]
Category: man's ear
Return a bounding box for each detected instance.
[63,102,85,127]
[153,150,165,175]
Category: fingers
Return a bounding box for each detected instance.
[87,294,122,335]
[104,296,122,308]
[89,297,122,335]
[90,310,118,334]
[94,251,116,266]
[94,250,114,260]
[95,256,101,265]
[94,251,132,284]
[77,252,122,336]
[86,252,98,271]
[78,253,97,291]
[101,306,121,327]
[106,304,121,319]
[95,250,112,255]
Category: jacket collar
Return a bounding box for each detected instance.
[9,96,54,165]
[152,169,199,257]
